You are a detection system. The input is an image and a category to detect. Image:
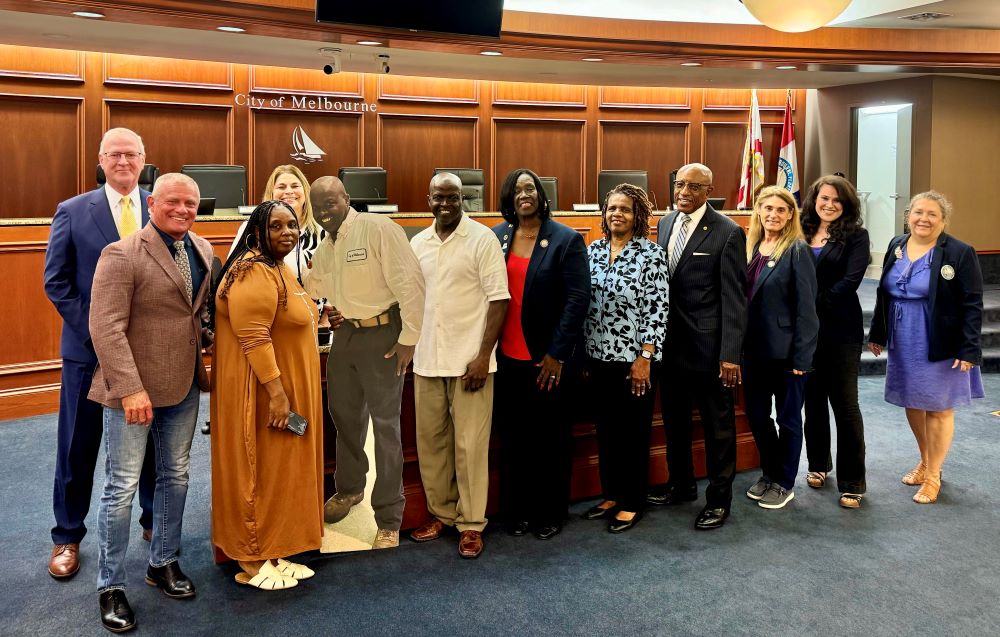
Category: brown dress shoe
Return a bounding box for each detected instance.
[458,530,483,559]
[49,543,80,579]
[410,519,446,543]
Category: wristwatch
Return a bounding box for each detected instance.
[640,349,653,360]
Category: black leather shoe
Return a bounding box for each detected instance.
[533,525,562,540]
[581,504,617,520]
[608,511,643,534]
[694,506,730,530]
[506,520,530,536]
[144,562,196,599]
[99,589,136,633]
[646,484,698,506]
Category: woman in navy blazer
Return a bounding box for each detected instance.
[742,186,819,510]
[800,176,870,509]
[492,168,591,540]
[868,191,984,504]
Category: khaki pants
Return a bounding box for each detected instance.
[414,374,493,532]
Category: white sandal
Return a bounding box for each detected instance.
[276,558,315,580]
[234,560,298,590]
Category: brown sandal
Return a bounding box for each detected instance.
[806,472,827,489]
[901,462,927,486]
[913,473,941,504]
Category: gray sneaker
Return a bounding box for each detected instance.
[372,529,399,549]
[323,492,363,524]
[746,476,771,501]
[758,484,794,509]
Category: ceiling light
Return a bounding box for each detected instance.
[899,12,952,22]
[216,26,245,33]
[681,62,702,67]
[357,40,384,46]
[582,57,603,62]
[776,65,797,70]
[480,51,503,56]
[72,11,104,18]
[740,0,850,33]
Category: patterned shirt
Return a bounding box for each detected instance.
[584,236,669,362]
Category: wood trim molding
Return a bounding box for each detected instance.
[0,92,86,194]
[596,119,690,174]
[248,66,364,98]
[702,88,797,112]
[597,86,691,110]
[102,55,235,91]
[0,49,85,82]
[374,112,480,168]
[699,119,782,158]
[491,82,587,108]
[490,116,587,201]
[102,98,236,164]
[376,76,479,104]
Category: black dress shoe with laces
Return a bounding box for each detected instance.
[581,504,617,520]
[506,520,530,536]
[694,506,730,530]
[646,484,698,506]
[99,589,136,633]
[608,511,643,534]
[533,524,562,540]
[144,562,196,599]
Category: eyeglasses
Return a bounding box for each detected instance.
[102,152,144,162]
[673,180,711,193]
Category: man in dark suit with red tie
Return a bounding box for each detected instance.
[43,128,156,579]
[649,163,748,530]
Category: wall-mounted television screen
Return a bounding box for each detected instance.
[316,1,504,38]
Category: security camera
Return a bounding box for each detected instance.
[318,47,341,75]
[323,64,335,75]
[377,54,390,74]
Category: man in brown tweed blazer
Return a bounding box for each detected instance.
[88,173,212,633]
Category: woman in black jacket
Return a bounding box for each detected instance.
[800,176,870,509]
[492,168,591,540]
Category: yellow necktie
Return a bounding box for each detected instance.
[119,196,138,238]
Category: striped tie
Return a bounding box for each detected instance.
[118,196,138,238]
[668,215,691,275]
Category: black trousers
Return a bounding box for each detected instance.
[660,359,736,508]
[803,342,867,494]
[589,358,658,513]
[496,356,575,528]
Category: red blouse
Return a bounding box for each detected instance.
[500,254,532,360]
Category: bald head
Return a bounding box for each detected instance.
[429,172,462,193]
[311,176,351,234]
[674,163,715,213]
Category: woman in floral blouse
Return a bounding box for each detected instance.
[581,183,669,534]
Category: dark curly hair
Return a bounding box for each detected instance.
[601,183,652,239]
[498,168,550,225]
[801,175,862,244]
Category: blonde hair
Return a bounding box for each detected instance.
[746,186,803,262]
[908,190,953,223]
[262,165,316,233]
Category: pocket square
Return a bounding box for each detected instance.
[693,252,711,256]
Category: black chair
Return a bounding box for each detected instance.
[339,167,388,212]
[180,165,247,209]
[539,176,558,212]
[597,170,648,205]
[97,164,159,192]
[433,168,484,212]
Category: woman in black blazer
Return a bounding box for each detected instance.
[492,168,591,540]
[800,176,870,509]
[868,191,984,505]
[743,186,819,510]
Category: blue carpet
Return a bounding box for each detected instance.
[1,377,998,636]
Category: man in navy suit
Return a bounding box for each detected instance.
[43,127,156,579]
[649,163,747,530]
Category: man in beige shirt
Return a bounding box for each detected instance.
[305,176,425,549]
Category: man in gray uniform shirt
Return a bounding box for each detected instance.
[305,176,425,549]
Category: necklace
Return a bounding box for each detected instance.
[518,228,537,239]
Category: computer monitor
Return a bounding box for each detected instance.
[197,198,216,216]
[708,197,727,210]
[180,165,247,209]
[338,167,388,212]
[597,170,648,205]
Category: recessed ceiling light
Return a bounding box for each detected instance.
[72,11,104,18]
[681,62,702,67]
[216,26,245,33]
[480,50,503,56]
[357,40,384,46]
[776,65,797,70]
[582,57,603,62]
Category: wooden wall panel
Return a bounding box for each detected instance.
[598,121,688,210]
[599,86,691,110]
[377,114,478,212]
[0,95,81,218]
[493,81,586,107]
[0,44,84,81]
[0,248,60,367]
[703,88,794,110]
[249,66,363,97]
[702,122,782,209]
[106,101,232,176]
[378,76,478,104]
[250,109,362,200]
[104,54,232,90]
[493,119,586,205]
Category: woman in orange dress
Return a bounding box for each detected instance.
[210,200,324,590]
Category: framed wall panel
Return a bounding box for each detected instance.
[0,94,82,218]
[103,54,232,90]
[598,120,689,210]
[105,100,233,175]
[702,121,783,208]
[249,66,363,98]
[249,109,362,202]
[377,114,479,212]
[703,88,795,111]
[492,81,586,107]
[0,44,84,82]
[599,86,691,110]
[378,76,479,104]
[0,246,61,367]
[492,118,586,205]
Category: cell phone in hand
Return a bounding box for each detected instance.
[286,410,308,436]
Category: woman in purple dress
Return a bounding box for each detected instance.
[868,191,984,504]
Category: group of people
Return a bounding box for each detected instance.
[42,127,985,633]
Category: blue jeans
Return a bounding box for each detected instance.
[743,357,807,491]
[97,383,200,592]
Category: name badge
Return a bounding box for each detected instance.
[346,248,367,263]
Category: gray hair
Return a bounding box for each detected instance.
[99,127,145,155]
[908,190,953,222]
[677,162,714,183]
[151,173,199,199]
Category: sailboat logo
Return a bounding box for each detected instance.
[290,126,326,163]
